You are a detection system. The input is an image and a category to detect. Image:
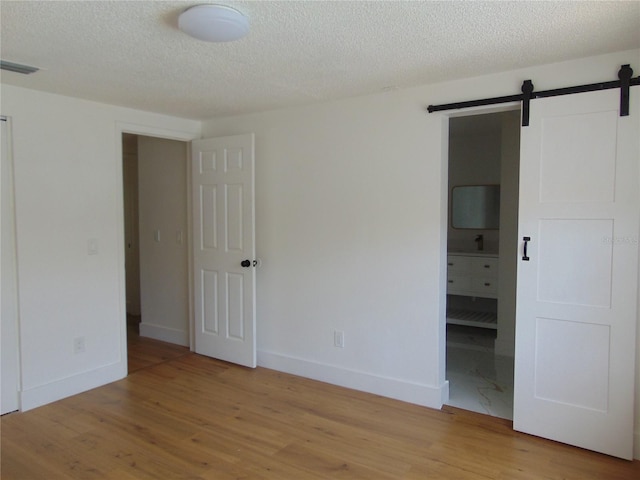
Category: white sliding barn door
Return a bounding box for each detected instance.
[514,88,639,459]
[191,134,256,368]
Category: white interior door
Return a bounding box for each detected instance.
[1,116,20,414]
[191,134,256,368]
[514,88,639,459]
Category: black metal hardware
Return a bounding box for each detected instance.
[427,65,639,123]
[483,264,490,269]
[533,78,634,98]
[427,93,523,113]
[253,260,257,267]
[521,80,534,126]
[484,283,491,286]
[619,64,633,117]
[241,259,251,267]
[522,236,531,261]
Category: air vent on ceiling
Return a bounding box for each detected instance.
[1,60,39,75]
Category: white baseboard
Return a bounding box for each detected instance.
[441,379,450,406]
[20,361,125,412]
[139,323,189,347]
[258,350,447,409]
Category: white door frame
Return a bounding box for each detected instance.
[115,123,199,371]
[438,103,522,404]
[1,115,21,414]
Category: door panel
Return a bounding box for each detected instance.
[202,270,218,334]
[201,185,217,249]
[225,183,244,250]
[514,88,638,459]
[537,219,613,307]
[538,110,617,203]
[534,317,610,411]
[227,272,245,339]
[192,134,256,368]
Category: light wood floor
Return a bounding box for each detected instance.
[2,334,639,479]
[126,315,190,373]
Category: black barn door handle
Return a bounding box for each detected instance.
[522,237,531,261]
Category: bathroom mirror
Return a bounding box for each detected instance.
[451,185,500,229]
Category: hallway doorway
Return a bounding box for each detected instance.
[122,133,190,373]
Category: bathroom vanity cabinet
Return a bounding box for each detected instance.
[446,252,499,329]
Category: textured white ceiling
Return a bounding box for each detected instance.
[1,1,639,119]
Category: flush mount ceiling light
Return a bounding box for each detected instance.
[178,4,249,42]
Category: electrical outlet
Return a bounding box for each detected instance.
[73,336,86,354]
[334,330,345,348]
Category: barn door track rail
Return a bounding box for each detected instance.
[427,64,639,126]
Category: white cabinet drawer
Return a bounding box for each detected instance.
[472,277,498,295]
[447,275,472,293]
[471,257,498,276]
[447,256,471,274]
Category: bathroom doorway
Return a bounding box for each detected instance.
[445,109,520,419]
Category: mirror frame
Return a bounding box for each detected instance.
[450,184,500,230]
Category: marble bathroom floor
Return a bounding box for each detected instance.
[446,325,514,420]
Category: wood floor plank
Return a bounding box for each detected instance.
[126,329,189,374]
[3,336,640,479]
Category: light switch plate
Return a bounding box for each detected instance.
[88,238,98,255]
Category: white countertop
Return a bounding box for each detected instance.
[447,251,498,257]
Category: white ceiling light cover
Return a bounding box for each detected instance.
[178,4,249,42]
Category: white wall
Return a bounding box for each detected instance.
[0,85,200,410]
[204,91,447,406]
[201,49,640,456]
[138,136,189,346]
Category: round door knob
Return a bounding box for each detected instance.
[241,259,251,267]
